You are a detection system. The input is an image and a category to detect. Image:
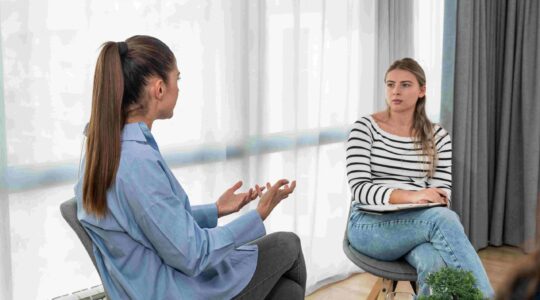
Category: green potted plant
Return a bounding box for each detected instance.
[418,267,485,300]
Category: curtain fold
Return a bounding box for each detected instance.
[440,0,456,132]
[447,0,540,251]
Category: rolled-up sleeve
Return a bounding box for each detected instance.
[119,158,266,277]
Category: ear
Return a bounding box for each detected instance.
[419,85,426,98]
[152,79,165,101]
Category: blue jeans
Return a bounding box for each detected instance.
[347,206,494,298]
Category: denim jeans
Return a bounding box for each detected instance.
[347,206,494,298]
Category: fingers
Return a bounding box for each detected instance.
[257,179,296,201]
[249,184,266,199]
[275,180,296,201]
[423,189,447,203]
[255,184,263,198]
[266,179,289,192]
[248,188,257,200]
[228,181,243,193]
[288,180,296,192]
[435,195,447,204]
[425,193,443,204]
[433,188,448,197]
[278,180,296,196]
[416,188,446,204]
[272,179,290,190]
[441,195,448,204]
[247,188,256,201]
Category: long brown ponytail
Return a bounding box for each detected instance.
[83,36,175,217]
[385,58,437,177]
[83,42,124,218]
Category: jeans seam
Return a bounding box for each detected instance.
[432,224,462,269]
[352,219,432,230]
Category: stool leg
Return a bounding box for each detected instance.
[367,278,396,300]
[390,280,398,292]
[380,278,395,300]
[409,281,417,295]
[367,278,382,300]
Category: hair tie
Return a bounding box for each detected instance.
[117,41,128,57]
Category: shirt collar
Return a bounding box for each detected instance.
[121,122,160,152]
[121,122,147,142]
[83,122,159,151]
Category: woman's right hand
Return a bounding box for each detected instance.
[411,188,448,205]
[255,179,296,220]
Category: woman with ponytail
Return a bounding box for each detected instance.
[75,35,306,299]
[345,58,493,297]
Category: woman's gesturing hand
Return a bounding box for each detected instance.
[216,181,264,217]
[255,179,297,221]
[412,188,448,205]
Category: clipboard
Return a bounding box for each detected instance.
[355,202,446,213]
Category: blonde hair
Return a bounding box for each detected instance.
[385,57,437,177]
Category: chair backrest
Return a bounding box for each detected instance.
[59,198,99,272]
[342,204,417,282]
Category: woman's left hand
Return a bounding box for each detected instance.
[216,181,263,217]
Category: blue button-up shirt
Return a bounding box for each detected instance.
[74,122,266,299]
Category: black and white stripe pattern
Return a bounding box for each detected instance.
[346,115,452,205]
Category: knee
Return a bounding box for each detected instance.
[272,232,302,256]
[429,207,462,229]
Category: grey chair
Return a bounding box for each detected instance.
[343,205,417,299]
[60,198,108,299]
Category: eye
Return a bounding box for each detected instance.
[402,83,411,88]
[386,82,394,88]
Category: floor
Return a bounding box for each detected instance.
[306,245,526,299]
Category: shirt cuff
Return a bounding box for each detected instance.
[191,204,218,228]
[445,190,452,203]
[446,193,452,208]
[223,210,266,248]
[381,187,395,205]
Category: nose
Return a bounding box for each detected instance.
[392,85,400,95]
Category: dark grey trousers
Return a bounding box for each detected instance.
[233,232,307,300]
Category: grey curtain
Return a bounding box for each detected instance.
[374,0,415,110]
[443,0,540,251]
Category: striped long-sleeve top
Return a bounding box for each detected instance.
[346,115,452,205]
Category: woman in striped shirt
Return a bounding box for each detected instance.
[346,58,494,297]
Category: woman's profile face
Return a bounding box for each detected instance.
[384,69,425,114]
[158,64,180,119]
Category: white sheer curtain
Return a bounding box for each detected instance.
[0,1,443,299]
[414,0,444,122]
